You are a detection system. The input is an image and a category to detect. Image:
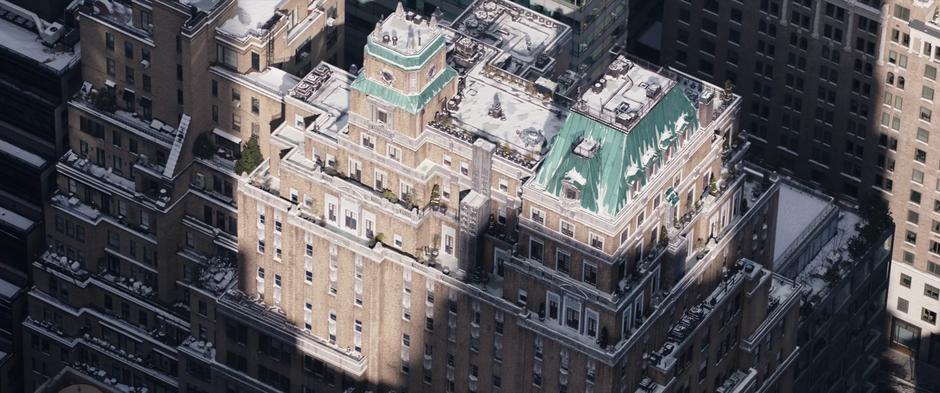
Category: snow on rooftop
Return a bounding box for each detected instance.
[579,56,672,127]
[454,0,567,64]
[0,278,23,298]
[244,67,300,95]
[773,183,830,261]
[768,275,797,310]
[451,75,564,153]
[218,0,282,37]
[372,4,442,55]
[0,138,45,167]
[0,15,79,72]
[290,63,353,132]
[0,205,34,232]
[794,210,862,303]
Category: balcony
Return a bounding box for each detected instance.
[180,336,216,360]
[59,152,173,210]
[97,267,157,301]
[648,260,756,373]
[716,369,758,393]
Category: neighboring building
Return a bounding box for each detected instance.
[345,0,628,80]
[0,0,81,272]
[767,178,893,393]
[659,0,940,387]
[23,0,342,391]
[880,1,940,387]
[0,268,27,393]
[659,0,883,200]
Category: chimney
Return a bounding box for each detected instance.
[698,90,714,127]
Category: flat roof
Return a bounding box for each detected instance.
[0,205,35,233]
[578,55,674,131]
[453,0,568,65]
[450,74,565,153]
[290,63,354,133]
[218,0,283,37]
[773,183,830,261]
[0,138,46,168]
[0,7,79,72]
[0,275,22,301]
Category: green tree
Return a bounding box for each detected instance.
[234,136,263,175]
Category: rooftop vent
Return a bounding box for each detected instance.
[606,55,632,78]
[645,83,661,98]
[574,135,600,158]
[591,77,607,93]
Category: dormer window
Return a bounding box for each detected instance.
[574,135,600,158]
[381,70,395,85]
[563,182,580,200]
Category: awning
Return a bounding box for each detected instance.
[212,128,242,144]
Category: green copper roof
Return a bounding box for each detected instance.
[534,87,699,217]
[351,66,457,114]
[364,35,446,71]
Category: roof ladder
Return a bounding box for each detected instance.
[163,114,191,177]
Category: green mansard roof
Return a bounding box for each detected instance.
[534,87,700,217]
[351,66,457,114]
[364,35,446,71]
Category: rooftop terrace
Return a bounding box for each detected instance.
[453,0,569,68]
[289,63,354,133]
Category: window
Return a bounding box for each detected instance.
[583,263,598,286]
[388,145,402,162]
[251,97,260,114]
[106,58,116,76]
[556,251,570,273]
[517,289,527,307]
[217,44,237,69]
[894,5,911,21]
[908,210,921,225]
[589,233,604,250]
[898,297,909,313]
[911,190,922,204]
[529,239,544,261]
[530,208,544,224]
[927,285,940,300]
[923,308,937,325]
[560,221,574,237]
[376,108,389,124]
[901,273,912,288]
[565,301,581,330]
